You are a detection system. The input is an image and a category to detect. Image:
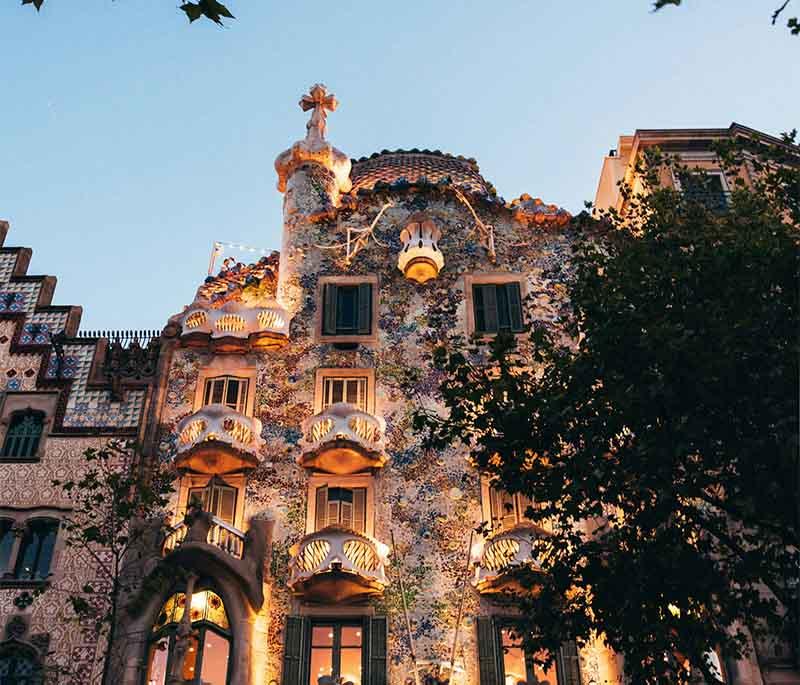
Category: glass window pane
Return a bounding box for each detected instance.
[200,630,230,685]
[211,380,224,405]
[502,645,527,685]
[309,647,333,685]
[0,520,14,572]
[331,380,344,405]
[145,637,169,685]
[34,525,57,579]
[340,647,362,685]
[312,626,334,647]
[183,635,199,681]
[340,626,362,647]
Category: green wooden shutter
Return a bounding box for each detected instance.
[281,616,307,685]
[482,285,499,333]
[557,641,581,685]
[506,282,524,332]
[365,616,387,685]
[323,284,338,335]
[477,617,502,685]
[315,485,328,531]
[357,283,372,335]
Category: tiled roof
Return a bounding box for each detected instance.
[350,150,491,194]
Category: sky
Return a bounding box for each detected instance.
[0,0,797,331]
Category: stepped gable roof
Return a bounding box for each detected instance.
[195,252,280,307]
[349,149,492,195]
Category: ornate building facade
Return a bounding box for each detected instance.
[0,87,795,685]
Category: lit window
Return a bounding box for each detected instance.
[472,283,524,334]
[315,486,367,534]
[1,410,45,460]
[146,589,231,685]
[203,376,249,414]
[322,283,373,336]
[308,623,363,685]
[14,518,58,581]
[322,376,368,412]
[499,627,557,685]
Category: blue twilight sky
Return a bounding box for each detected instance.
[0,1,797,330]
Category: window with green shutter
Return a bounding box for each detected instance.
[281,616,387,685]
[472,283,524,334]
[322,283,373,336]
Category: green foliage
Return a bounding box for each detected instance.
[21,0,236,26]
[653,0,799,35]
[415,134,799,683]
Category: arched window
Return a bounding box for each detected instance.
[1,410,44,460]
[0,643,43,685]
[145,589,231,685]
[14,519,58,581]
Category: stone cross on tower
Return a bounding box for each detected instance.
[300,83,338,145]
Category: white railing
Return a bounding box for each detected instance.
[300,402,385,455]
[471,524,544,591]
[180,300,290,340]
[176,404,265,458]
[162,514,246,560]
[288,525,389,594]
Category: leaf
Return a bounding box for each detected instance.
[180,0,235,25]
[21,0,45,10]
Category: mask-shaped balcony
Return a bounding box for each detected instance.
[179,300,290,353]
[161,506,273,610]
[175,404,265,474]
[471,524,546,596]
[299,402,386,474]
[288,525,390,603]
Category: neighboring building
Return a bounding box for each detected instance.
[0,88,795,685]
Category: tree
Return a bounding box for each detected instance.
[21,440,175,685]
[653,0,799,35]
[414,134,800,683]
[21,0,236,26]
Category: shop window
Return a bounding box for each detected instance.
[1,410,44,461]
[314,486,366,534]
[203,376,249,414]
[281,616,387,685]
[0,643,43,685]
[146,589,231,685]
[472,283,524,335]
[187,477,238,526]
[13,519,58,581]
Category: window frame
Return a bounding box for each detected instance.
[463,273,528,339]
[314,368,375,415]
[480,477,549,534]
[0,509,67,588]
[494,620,565,685]
[306,473,374,538]
[176,474,245,529]
[0,392,58,463]
[305,618,368,685]
[193,362,256,416]
[316,276,379,346]
[672,168,731,212]
[187,476,239,526]
[202,376,250,414]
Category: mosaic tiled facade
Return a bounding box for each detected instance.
[1,97,792,685]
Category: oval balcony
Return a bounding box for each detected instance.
[179,300,290,352]
[175,404,265,474]
[299,402,386,474]
[471,524,547,596]
[288,525,390,603]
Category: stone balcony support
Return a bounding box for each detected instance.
[299,402,386,474]
[179,300,290,352]
[175,404,265,474]
[288,525,389,603]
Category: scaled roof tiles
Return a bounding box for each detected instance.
[349,150,490,195]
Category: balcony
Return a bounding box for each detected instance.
[288,525,390,602]
[471,524,546,596]
[299,402,386,474]
[161,506,273,609]
[175,404,265,474]
[179,300,290,352]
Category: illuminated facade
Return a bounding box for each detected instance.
[0,89,795,685]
